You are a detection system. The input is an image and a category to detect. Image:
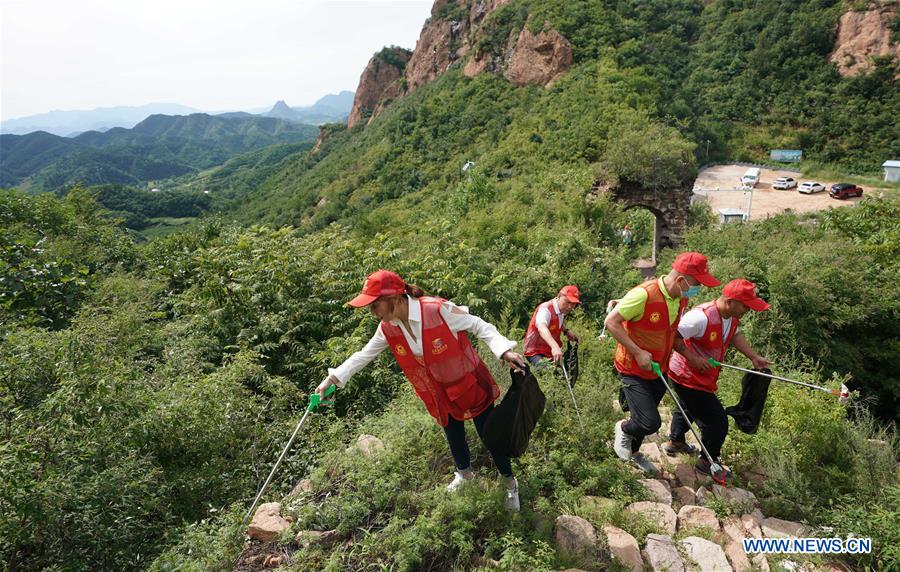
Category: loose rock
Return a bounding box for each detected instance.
[678,505,720,532]
[762,517,805,538]
[672,486,697,506]
[354,434,385,456]
[247,502,290,542]
[680,535,733,571]
[640,478,673,505]
[554,515,598,559]
[643,534,685,572]
[625,501,677,535]
[602,524,643,572]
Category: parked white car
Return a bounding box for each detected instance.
[772,176,797,190]
[740,167,761,187]
[798,181,825,194]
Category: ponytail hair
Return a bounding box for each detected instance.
[405,283,425,298]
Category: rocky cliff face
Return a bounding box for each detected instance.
[349,0,573,128]
[504,25,573,87]
[347,47,412,129]
[830,2,899,77]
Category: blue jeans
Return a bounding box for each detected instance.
[443,404,513,477]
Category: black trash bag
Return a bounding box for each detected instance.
[563,342,579,386]
[482,366,546,458]
[725,368,772,434]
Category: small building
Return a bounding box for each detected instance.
[883,160,900,183]
[718,208,746,224]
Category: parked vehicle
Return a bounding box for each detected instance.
[798,181,826,194]
[830,183,864,200]
[740,167,761,187]
[772,176,797,190]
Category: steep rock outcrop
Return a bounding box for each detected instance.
[350,0,572,128]
[347,47,412,128]
[504,24,573,87]
[830,2,899,77]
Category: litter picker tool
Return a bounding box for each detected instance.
[707,358,849,400]
[651,361,729,486]
[559,358,585,432]
[598,304,615,340]
[243,384,336,524]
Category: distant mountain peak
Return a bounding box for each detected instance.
[270,100,292,113]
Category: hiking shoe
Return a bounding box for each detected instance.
[504,477,520,512]
[696,458,733,483]
[614,420,633,461]
[629,453,660,477]
[446,471,474,492]
[664,439,699,457]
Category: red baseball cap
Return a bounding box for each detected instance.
[723,278,770,311]
[559,285,581,304]
[672,252,720,287]
[347,270,406,307]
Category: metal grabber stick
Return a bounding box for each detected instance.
[243,384,336,524]
[706,358,850,400]
[560,358,585,432]
[651,361,728,486]
[598,304,615,340]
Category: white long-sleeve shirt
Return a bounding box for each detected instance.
[328,295,517,387]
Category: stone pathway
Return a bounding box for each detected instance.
[571,411,816,571]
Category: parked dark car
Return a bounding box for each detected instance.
[830,183,864,200]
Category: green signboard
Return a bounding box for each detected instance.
[770,149,802,162]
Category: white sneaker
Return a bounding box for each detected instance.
[614,420,633,461]
[504,477,520,512]
[629,453,660,477]
[446,471,473,492]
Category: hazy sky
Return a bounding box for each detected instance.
[0,0,433,120]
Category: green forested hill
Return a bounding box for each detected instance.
[1,1,898,571]
[0,114,317,192]
[222,0,897,227]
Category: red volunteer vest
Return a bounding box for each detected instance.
[523,300,562,357]
[614,279,688,380]
[668,301,739,393]
[381,297,501,427]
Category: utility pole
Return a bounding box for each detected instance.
[746,185,754,221]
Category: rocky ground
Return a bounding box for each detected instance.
[239,411,850,572]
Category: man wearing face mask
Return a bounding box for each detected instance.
[663,279,772,480]
[604,252,720,475]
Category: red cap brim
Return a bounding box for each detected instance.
[346,293,379,307]
[564,294,581,304]
[693,272,721,287]
[743,297,770,311]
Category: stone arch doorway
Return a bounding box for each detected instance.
[591,177,693,265]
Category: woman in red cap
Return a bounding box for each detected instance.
[316,270,528,511]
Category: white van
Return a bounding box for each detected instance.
[740,168,761,187]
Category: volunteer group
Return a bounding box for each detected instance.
[316,252,771,511]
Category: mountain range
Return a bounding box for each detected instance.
[0,91,355,136]
[0,113,318,192]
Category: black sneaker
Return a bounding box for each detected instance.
[663,440,699,457]
[696,457,733,483]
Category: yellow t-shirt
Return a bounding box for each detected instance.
[615,277,681,325]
